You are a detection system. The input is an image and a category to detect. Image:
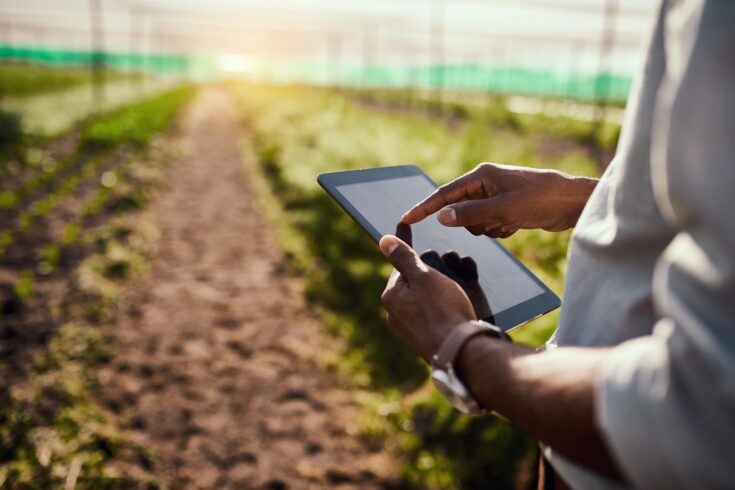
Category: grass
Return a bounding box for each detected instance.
[234,83,603,488]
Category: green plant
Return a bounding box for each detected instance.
[0,92,177,486]
[14,270,34,301]
[0,322,155,489]
[1,86,190,263]
[81,86,194,149]
[0,63,133,97]
[0,110,22,148]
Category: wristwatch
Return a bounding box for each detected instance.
[431,320,511,415]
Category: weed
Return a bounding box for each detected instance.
[0,190,18,208]
[13,270,34,301]
[62,224,80,245]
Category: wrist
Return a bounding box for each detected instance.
[453,333,505,411]
[454,328,530,414]
[553,173,598,226]
[430,320,505,414]
[425,317,474,363]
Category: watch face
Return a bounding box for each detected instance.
[431,370,457,402]
[431,370,474,414]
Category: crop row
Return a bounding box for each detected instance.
[348,86,622,154]
[0,85,193,209]
[0,63,135,98]
[11,151,148,303]
[81,86,194,149]
[0,151,85,209]
[0,153,111,253]
[1,86,192,214]
[1,86,194,301]
[0,144,174,490]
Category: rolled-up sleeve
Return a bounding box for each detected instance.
[596,1,735,488]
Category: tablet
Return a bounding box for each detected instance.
[317,164,560,331]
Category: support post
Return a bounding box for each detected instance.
[89,0,105,106]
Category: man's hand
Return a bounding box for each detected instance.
[378,235,622,480]
[379,234,476,363]
[401,163,597,238]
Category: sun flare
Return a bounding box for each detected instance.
[218,53,252,73]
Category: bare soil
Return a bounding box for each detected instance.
[97,87,399,489]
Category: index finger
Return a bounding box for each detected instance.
[401,172,478,224]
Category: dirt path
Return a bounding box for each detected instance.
[97,87,398,489]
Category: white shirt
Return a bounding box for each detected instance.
[546,1,735,488]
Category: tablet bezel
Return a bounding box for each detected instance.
[317,164,561,331]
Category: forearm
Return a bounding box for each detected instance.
[556,174,598,227]
[455,336,623,481]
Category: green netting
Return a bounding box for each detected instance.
[0,45,189,75]
[292,63,632,102]
[0,45,632,101]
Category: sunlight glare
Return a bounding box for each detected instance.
[218,54,252,74]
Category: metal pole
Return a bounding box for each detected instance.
[499,46,508,95]
[0,22,11,49]
[595,0,620,110]
[592,0,620,167]
[161,29,168,78]
[153,24,163,78]
[430,0,445,107]
[362,23,377,88]
[130,5,144,87]
[143,9,152,85]
[328,31,342,87]
[0,22,7,99]
[89,0,105,105]
[566,43,581,100]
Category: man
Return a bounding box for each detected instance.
[379,1,735,488]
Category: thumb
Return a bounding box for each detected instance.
[379,235,424,282]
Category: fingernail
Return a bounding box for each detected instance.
[438,208,456,224]
[379,235,399,255]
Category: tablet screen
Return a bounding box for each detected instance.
[336,175,545,317]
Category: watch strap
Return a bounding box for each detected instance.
[434,321,501,369]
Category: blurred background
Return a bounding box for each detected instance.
[1,0,657,110]
[1,1,657,489]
